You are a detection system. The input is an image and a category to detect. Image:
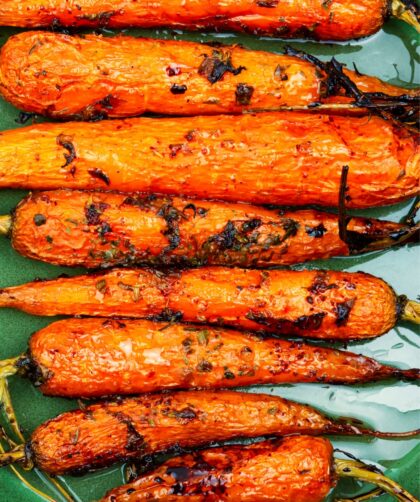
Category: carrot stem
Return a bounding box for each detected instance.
[0,378,25,445]
[335,487,384,501]
[0,444,26,467]
[0,356,19,378]
[335,459,417,502]
[401,300,420,324]
[0,215,12,236]
[391,0,420,33]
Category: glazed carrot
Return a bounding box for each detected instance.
[0,390,418,476]
[1,190,418,269]
[0,32,417,120]
[0,114,419,209]
[0,1,418,41]
[101,437,417,502]
[1,318,418,398]
[1,267,419,340]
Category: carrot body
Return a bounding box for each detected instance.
[101,437,334,502]
[0,0,388,41]
[0,32,414,120]
[27,390,359,475]
[0,268,399,340]
[23,318,418,398]
[0,114,418,209]
[7,190,417,269]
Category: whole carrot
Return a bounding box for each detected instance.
[0,32,417,120]
[1,318,418,398]
[0,190,418,269]
[101,436,416,502]
[0,0,418,41]
[0,267,418,340]
[0,390,418,476]
[0,114,418,209]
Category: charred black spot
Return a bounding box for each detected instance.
[98,221,112,237]
[235,83,254,105]
[153,308,183,323]
[334,299,355,326]
[158,203,184,251]
[246,311,326,332]
[88,168,110,185]
[199,50,246,84]
[282,218,300,238]
[242,219,262,232]
[223,368,235,379]
[112,412,146,452]
[166,65,181,76]
[306,223,327,238]
[56,134,76,168]
[256,0,279,6]
[170,84,188,94]
[173,407,197,421]
[210,221,237,249]
[85,202,109,226]
[33,214,47,226]
[169,483,185,495]
[16,353,49,387]
[308,272,338,295]
[197,360,213,372]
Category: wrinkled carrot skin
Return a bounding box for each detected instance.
[101,437,334,502]
[0,114,418,209]
[10,190,416,269]
[0,33,414,120]
[27,318,417,398]
[0,268,398,340]
[0,0,388,41]
[29,390,339,475]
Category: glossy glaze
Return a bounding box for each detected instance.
[0,113,418,208]
[27,318,419,398]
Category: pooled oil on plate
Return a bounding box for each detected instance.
[0,20,419,502]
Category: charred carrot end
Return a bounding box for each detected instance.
[392,0,420,32]
[335,459,417,502]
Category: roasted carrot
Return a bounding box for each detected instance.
[102,437,417,502]
[1,190,418,269]
[1,318,418,399]
[0,0,418,41]
[0,32,417,120]
[0,114,419,209]
[0,267,419,340]
[0,390,418,476]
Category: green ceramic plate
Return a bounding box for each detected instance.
[0,19,419,502]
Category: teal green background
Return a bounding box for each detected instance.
[0,19,419,502]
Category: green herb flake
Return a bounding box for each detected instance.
[197,330,209,346]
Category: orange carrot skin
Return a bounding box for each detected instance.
[27,318,416,398]
[29,390,338,475]
[0,268,398,340]
[0,114,418,209]
[101,437,334,502]
[0,33,414,120]
[10,190,415,269]
[0,0,387,41]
